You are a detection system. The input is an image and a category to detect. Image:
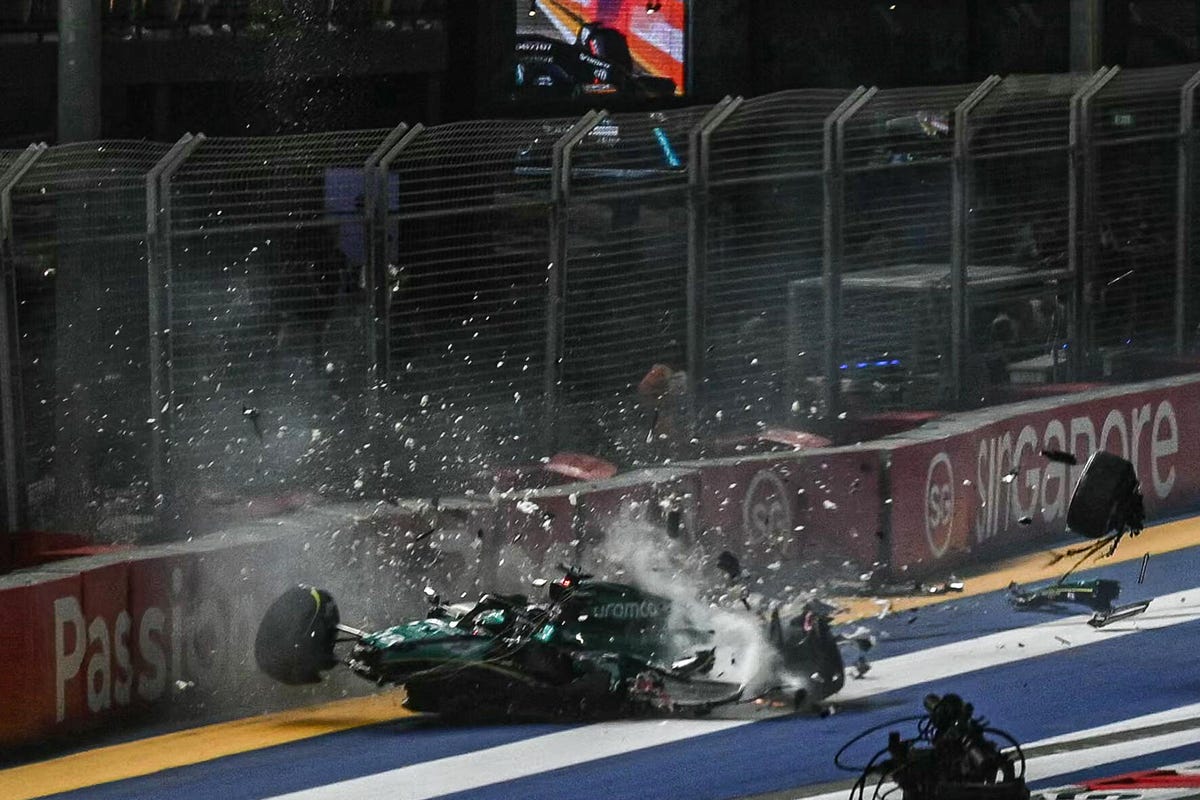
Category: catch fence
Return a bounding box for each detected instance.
[1,63,1198,540]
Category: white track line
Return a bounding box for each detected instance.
[839,587,1200,701]
[267,587,1200,800]
[270,719,748,800]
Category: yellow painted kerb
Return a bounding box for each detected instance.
[0,691,416,800]
[834,514,1200,622]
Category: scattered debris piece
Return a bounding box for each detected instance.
[922,579,964,595]
[1054,635,1071,646]
[1017,516,1033,526]
[1088,599,1152,628]
[1008,579,1120,613]
[1041,449,1077,465]
[242,404,263,442]
[1138,553,1150,584]
[852,656,871,678]
[716,550,741,581]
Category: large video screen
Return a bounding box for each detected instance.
[515,0,686,99]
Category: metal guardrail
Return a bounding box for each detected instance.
[0,63,1199,540]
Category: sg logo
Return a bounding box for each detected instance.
[924,452,955,558]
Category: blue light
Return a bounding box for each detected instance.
[856,362,868,368]
[652,127,682,169]
[874,360,890,367]
[839,364,848,370]
[889,359,901,366]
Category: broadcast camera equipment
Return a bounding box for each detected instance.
[838,693,1028,800]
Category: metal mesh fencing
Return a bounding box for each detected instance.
[0,148,27,534]
[832,85,974,410]
[0,150,19,175]
[164,130,393,506]
[6,141,168,533]
[704,90,853,423]
[963,74,1085,394]
[1089,65,1199,366]
[4,65,1200,540]
[559,108,707,454]
[382,119,567,489]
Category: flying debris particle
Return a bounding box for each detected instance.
[822,499,838,510]
[874,599,892,619]
[420,395,430,408]
[852,656,871,678]
[1138,553,1150,584]
[174,680,195,692]
[1001,468,1018,484]
[1054,636,1071,646]
[242,404,263,442]
[1041,449,1078,465]
[516,499,540,515]
[1018,516,1033,526]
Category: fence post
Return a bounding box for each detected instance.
[822,86,873,418]
[367,123,417,401]
[951,75,1002,407]
[1176,70,1200,354]
[687,95,742,419]
[0,143,46,536]
[147,133,204,537]
[545,110,604,451]
[1069,66,1117,377]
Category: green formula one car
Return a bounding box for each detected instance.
[254,566,847,721]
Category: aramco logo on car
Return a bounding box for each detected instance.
[924,452,955,558]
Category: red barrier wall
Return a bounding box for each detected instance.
[6,375,1200,746]
[0,573,82,743]
[687,450,883,568]
[886,376,1200,573]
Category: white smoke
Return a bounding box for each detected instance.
[591,507,783,696]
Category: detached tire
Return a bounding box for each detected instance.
[1067,451,1140,538]
[255,585,340,685]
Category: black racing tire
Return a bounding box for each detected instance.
[1067,451,1139,538]
[254,585,340,685]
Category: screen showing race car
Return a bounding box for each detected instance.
[515,0,687,99]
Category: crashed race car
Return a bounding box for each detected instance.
[255,565,847,721]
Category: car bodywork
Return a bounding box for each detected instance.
[255,568,846,721]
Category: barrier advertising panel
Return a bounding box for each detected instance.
[887,377,1200,572]
[690,450,883,569]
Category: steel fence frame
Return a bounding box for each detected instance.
[0,143,46,534]
[0,64,1197,541]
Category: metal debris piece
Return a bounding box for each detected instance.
[1041,449,1078,465]
[242,404,263,442]
[1088,599,1152,628]
[1138,553,1150,584]
[1008,579,1120,613]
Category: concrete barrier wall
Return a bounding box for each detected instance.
[6,373,1200,746]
